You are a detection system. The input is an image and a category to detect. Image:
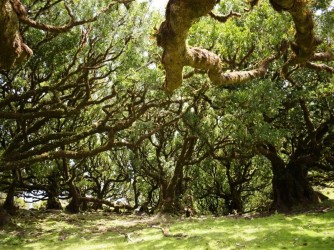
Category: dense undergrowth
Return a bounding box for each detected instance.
[1,201,334,250]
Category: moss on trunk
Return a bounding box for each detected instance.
[0,0,32,70]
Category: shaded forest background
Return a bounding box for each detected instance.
[0,0,334,221]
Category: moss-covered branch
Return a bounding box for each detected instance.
[269,0,320,75]
[157,0,329,92]
[0,0,32,70]
[157,0,275,92]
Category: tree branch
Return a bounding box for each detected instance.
[157,0,276,92]
[209,10,241,23]
[269,0,320,75]
[306,62,334,74]
[13,0,118,33]
[0,0,32,69]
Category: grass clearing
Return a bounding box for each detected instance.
[1,203,334,250]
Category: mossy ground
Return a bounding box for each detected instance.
[1,201,334,250]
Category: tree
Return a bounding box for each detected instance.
[0,0,169,214]
[0,1,161,171]
[0,0,133,70]
[257,71,334,211]
[155,0,334,212]
[1,0,334,216]
[132,97,200,213]
[156,0,332,92]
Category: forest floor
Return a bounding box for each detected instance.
[1,201,334,250]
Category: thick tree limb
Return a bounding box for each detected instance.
[208,55,277,87]
[311,51,334,62]
[157,0,329,92]
[299,98,315,134]
[156,0,217,92]
[304,52,334,73]
[269,0,320,75]
[306,62,334,74]
[157,0,274,92]
[0,0,32,70]
[270,0,318,57]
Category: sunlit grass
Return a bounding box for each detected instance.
[1,204,334,250]
[319,187,334,199]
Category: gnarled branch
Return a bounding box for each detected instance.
[0,0,32,70]
[209,10,241,23]
[157,0,275,93]
[269,0,320,75]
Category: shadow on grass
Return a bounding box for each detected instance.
[137,213,334,250]
[1,209,334,250]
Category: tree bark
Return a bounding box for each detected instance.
[224,188,243,214]
[157,0,216,92]
[271,162,318,212]
[157,0,272,92]
[0,0,32,70]
[46,196,62,210]
[270,0,320,75]
[270,0,317,60]
[0,206,11,227]
[3,184,16,214]
[3,170,18,214]
[46,174,62,210]
[159,137,197,213]
[159,181,174,213]
[157,0,320,92]
[65,182,81,213]
[259,144,319,212]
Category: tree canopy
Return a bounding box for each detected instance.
[0,0,334,216]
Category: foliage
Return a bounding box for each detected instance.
[1,0,334,216]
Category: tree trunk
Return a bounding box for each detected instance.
[159,181,174,213]
[3,170,18,214]
[139,184,158,214]
[132,176,140,209]
[0,206,11,227]
[224,190,243,215]
[159,165,185,214]
[259,144,320,212]
[65,182,81,213]
[46,175,62,210]
[160,181,185,214]
[271,162,318,212]
[46,196,62,210]
[3,184,16,214]
[92,193,103,210]
[174,168,185,210]
[158,137,197,214]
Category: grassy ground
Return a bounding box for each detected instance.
[1,202,334,250]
